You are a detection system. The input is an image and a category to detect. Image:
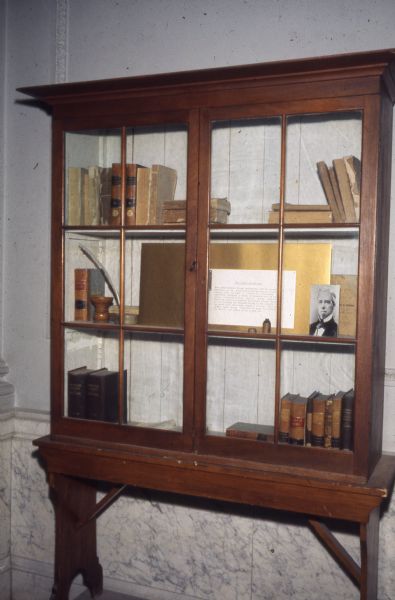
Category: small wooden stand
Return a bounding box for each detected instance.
[36,437,395,600]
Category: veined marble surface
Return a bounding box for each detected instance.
[0,408,394,600]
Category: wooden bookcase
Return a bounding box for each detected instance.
[19,49,395,600]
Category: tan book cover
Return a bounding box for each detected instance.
[316,161,343,223]
[82,166,101,226]
[150,164,177,224]
[67,166,84,225]
[135,167,151,225]
[271,202,331,212]
[268,210,333,224]
[343,155,361,221]
[279,393,293,443]
[328,166,346,222]
[333,158,357,222]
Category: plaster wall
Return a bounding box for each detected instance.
[1,1,395,598]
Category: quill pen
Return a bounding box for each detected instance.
[79,243,120,306]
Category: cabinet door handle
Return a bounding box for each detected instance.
[189,260,197,272]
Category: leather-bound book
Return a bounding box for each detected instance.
[341,388,354,450]
[110,162,122,226]
[305,391,319,447]
[86,369,127,422]
[67,366,95,419]
[74,268,105,321]
[330,391,345,448]
[324,395,334,448]
[311,394,327,447]
[279,392,293,443]
[125,164,144,226]
[289,395,308,445]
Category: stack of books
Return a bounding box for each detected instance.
[66,162,179,227]
[267,202,333,224]
[316,155,361,222]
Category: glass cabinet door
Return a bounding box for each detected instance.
[204,108,361,456]
[63,123,189,436]
[206,116,282,443]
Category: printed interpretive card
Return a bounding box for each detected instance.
[208,269,296,328]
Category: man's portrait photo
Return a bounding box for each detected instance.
[309,284,340,337]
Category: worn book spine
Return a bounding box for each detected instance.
[328,166,346,222]
[305,391,318,447]
[125,163,140,226]
[99,166,112,225]
[324,395,334,448]
[68,366,91,418]
[86,369,127,422]
[74,268,89,320]
[331,391,344,448]
[86,369,109,421]
[84,166,101,226]
[316,161,343,223]
[150,164,177,224]
[74,268,105,321]
[341,389,354,450]
[333,158,357,222]
[343,155,361,221]
[289,395,307,445]
[135,167,151,225]
[110,162,122,226]
[67,166,84,225]
[311,396,326,447]
[279,393,292,443]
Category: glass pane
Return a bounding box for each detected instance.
[208,236,279,335]
[279,340,355,449]
[64,231,120,324]
[65,128,121,226]
[281,231,359,339]
[125,124,188,226]
[64,327,122,422]
[206,337,276,440]
[124,332,183,431]
[124,236,185,329]
[211,117,282,225]
[285,111,362,224]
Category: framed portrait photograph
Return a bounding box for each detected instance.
[309,284,340,337]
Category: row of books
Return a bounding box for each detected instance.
[67,163,178,227]
[224,389,353,450]
[317,155,361,222]
[266,154,361,224]
[68,366,127,422]
[279,389,354,450]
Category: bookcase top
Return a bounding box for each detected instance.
[18,48,395,106]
